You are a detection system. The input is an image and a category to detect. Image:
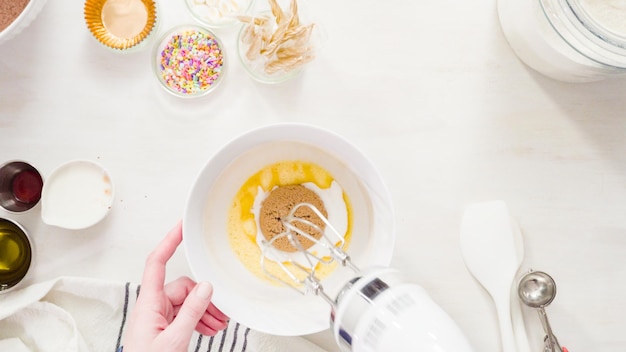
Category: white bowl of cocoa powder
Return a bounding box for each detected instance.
[0,0,48,46]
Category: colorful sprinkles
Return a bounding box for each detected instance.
[157,28,224,96]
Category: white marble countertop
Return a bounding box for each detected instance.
[1,0,625,350]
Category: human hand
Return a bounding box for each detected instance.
[123,221,229,352]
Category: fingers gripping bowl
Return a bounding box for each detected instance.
[183,124,395,336]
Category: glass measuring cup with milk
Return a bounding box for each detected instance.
[498,0,626,82]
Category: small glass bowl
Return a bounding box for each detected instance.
[152,25,227,98]
[186,0,256,29]
[236,8,323,84]
[84,0,159,52]
[237,20,303,84]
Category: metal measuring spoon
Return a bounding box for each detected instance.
[518,270,563,352]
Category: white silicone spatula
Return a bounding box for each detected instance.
[460,201,526,352]
[510,215,532,352]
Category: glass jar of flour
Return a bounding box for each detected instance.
[498,0,626,82]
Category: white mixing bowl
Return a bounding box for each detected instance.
[0,0,48,46]
[183,123,395,336]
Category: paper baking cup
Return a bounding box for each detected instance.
[84,0,158,50]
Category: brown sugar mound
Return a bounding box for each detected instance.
[259,185,328,252]
[0,0,30,32]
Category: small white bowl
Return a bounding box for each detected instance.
[41,160,114,230]
[0,0,48,46]
[183,123,395,336]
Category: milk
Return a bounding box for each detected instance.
[41,161,113,230]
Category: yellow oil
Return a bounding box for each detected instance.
[0,219,31,290]
[227,160,353,286]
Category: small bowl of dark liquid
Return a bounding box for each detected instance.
[0,217,32,292]
[0,161,44,213]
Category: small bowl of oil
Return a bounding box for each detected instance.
[0,218,32,293]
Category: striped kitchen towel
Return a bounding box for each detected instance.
[0,277,329,352]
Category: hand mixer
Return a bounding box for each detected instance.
[259,202,474,352]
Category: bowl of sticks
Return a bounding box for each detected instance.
[236,0,323,84]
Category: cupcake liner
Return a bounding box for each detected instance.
[84,0,157,50]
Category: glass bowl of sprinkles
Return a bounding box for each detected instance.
[186,0,256,29]
[153,25,226,98]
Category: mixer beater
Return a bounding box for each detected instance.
[258,202,474,352]
[260,202,357,308]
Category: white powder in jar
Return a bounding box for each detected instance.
[579,0,626,36]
